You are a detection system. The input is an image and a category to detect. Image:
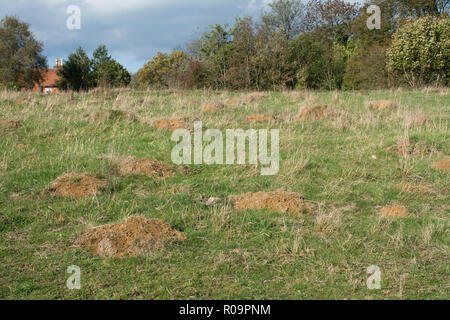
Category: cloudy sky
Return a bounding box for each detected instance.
[0,0,276,73]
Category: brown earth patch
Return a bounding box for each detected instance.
[201,101,224,111]
[298,105,336,121]
[378,206,409,218]
[153,119,185,131]
[391,184,434,194]
[74,216,186,258]
[118,157,176,178]
[23,154,40,160]
[244,114,275,123]
[432,157,450,172]
[48,173,107,198]
[366,100,398,110]
[14,99,29,106]
[0,119,22,129]
[229,191,312,216]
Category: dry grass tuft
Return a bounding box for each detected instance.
[366,100,398,110]
[229,190,312,216]
[241,92,269,103]
[87,110,138,123]
[0,119,22,129]
[298,105,336,121]
[391,184,435,194]
[395,138,439,158]
[287,91,308,100]
[404,113,428,127]
[75,216,186,258]
[223,98,242,107]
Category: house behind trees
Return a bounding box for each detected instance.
[32,58,63,94]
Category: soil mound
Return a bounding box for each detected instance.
[229,191,312,216]
[153,119,185,131]
[367,100,398,110]
[391,184,434,194]
[298,105,335,121]
[378,206,409,218]
[0,119,22,129]
[244,114,275,123]
[75,216,186,258]
[201,101,224,111]
[48,173,106,198]
[118,157,176,178]
[432,157,450,172]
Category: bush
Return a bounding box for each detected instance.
[343,44,389,90]
[138,51,189,88]
[387,16,450,86]
[182,61,210,89]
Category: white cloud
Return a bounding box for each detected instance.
[240,0,272,15]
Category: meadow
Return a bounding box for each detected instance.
[0,88,448,299]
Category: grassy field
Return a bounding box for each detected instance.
[0,88,448,299]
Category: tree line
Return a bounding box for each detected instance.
[137,0,449,90]
[1,0,448,92]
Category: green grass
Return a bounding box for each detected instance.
[0,88,448,299]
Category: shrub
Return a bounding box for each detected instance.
[387,16,450,86]
[182,60,210,89]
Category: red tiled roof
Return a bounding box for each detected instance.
[38,67,60,87]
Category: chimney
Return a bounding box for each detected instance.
[54,58,64,68]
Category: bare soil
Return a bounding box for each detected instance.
[47,173,107,198]
[298,105,336,121]
[153,119,185,131]
[229,191,312,216]
[378,206,409,218]
[75,216,186,258]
